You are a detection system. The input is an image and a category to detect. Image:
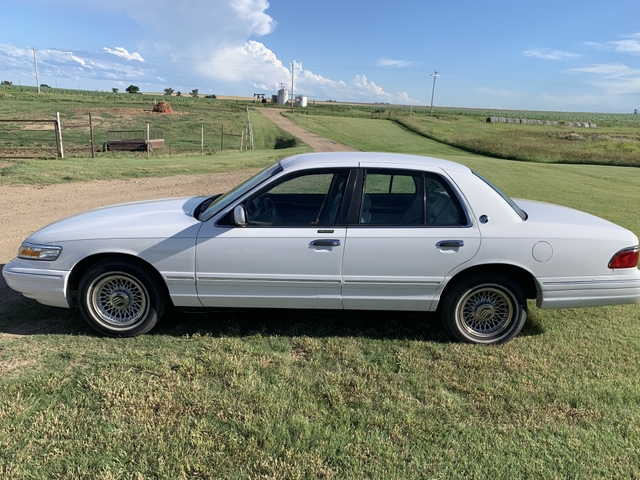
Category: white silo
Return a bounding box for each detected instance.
[295,95,307,107]
[277,88,288,105]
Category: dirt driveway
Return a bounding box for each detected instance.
[258,108,358,152]
[0,109,357,320]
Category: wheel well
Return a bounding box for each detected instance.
[444,264,538,301]
[68,254,172,304]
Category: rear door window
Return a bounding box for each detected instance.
[359,169,467,226]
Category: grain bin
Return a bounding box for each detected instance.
[294,95,307,107]
[277,88,288,105]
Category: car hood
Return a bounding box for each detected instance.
[514,199,638,241]
[27,196,206,244]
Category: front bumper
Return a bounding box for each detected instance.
[2,259,72,309]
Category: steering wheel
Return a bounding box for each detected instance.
[247,196,280,224]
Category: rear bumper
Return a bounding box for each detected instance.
[538,271,640,309]
[2,260,72,309]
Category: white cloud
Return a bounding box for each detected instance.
[69,0,276,49]
[197,41,289,85]
[537,92,611,107]
[523,48,581,61]
[377,58,418,68]
[591,77,640,96]
[104,47,145,62]
[586,33,640,56]
[473,86,518,97]
[583,41,606,50]
[571,63,640,78]
[2,1,419,102]
[609,39,640,55]
[570,63,640,96]
[0,43,147,84]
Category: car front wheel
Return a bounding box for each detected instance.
[78,259,166,337]
[440,275,527,344]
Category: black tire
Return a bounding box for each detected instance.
[440,274,527,344]
[78,259,166,337]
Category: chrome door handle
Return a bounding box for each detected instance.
[310,239,341,247]
[436,240,464,248]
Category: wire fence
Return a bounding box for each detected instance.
[0,120,58,159]
[0,111,252,159]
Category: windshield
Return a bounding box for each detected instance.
[473,171,528,220]
[198,162,283,221]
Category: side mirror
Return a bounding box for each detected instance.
[233,205,247,226]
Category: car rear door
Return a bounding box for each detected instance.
[341,168,481,311]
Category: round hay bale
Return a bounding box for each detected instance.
[153,101,172,113]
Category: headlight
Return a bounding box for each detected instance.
[18,242,62,261]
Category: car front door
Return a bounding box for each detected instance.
[195,168,352,309]
[341,168,481,311]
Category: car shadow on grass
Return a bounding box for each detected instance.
[157,308,452,342]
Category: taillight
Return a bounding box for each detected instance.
[608,246,639,269]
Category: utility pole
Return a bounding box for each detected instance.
[291,61,295,113]
[430,70,439,114]
[33,48,40,93]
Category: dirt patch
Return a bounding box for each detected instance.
[0,171,259,264]
[20,123,55,130]
[0,358,37,374]
[68,107,189,132]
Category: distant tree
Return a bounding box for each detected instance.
[176,91,182,97]
[40,84,51,89]
[112,87,119,93]
[126,85,140,94]
[164,87,174,96]
[635,109,639,115]
[205,94,217,99]
[190,89,199,98]
[1,80,12,85]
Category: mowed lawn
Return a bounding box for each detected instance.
[1,115,640,478]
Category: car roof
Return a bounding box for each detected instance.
[279,152,472,173]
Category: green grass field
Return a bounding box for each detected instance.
[287,106,640,167]
[1,96,640,478]
[0,148,309,186]
[0,85,300,158]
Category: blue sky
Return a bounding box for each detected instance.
[1,0,640,112]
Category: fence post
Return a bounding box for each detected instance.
[201,125,204,155]
[246,104,254,151]
[221,124,224,151]
[55,112,64,159]
[146,123,150,159]
[89,113,95,158]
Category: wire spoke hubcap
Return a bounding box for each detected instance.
[89,273,149,329]
[457,285,515,338]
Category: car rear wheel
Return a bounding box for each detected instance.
[78,259,166,337]
[440,274,527,344]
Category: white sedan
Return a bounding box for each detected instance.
[4,152,640,344]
